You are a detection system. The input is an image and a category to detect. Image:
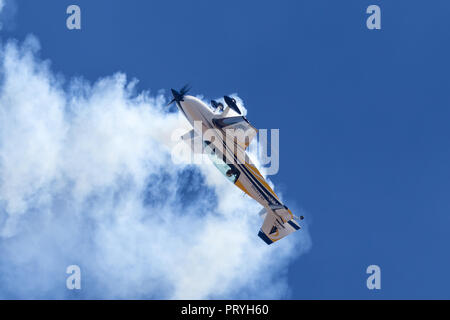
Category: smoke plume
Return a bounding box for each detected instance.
[0,35,311,299]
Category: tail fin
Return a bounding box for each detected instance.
[257,206,301,245]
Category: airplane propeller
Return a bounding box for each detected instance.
[167,84,191,106]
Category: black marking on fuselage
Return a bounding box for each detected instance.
[216,132,281,207]
[186,107,282,208]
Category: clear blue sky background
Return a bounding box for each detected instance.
[6,0,450,298]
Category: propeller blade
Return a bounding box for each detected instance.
[168,84,191,106]
[166,98,176,106]
[180,84,191,96]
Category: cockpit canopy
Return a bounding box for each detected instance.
[203,141,240,183]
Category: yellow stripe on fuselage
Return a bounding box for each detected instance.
[236,162,294,221]
[244,163,280,202]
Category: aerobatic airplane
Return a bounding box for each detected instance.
[168,86,304,244]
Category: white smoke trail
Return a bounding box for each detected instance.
[0,35,311,299]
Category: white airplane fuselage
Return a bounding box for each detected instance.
[177,95,216,135]
[172,92,302,245]
[175,95,282,208]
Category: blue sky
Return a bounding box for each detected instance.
[1,0,450,299]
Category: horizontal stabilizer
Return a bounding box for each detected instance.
[258,207,300,245]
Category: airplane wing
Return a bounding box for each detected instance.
[213,116,257,150]
[258,206,300,245]
[180,129,203,154]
